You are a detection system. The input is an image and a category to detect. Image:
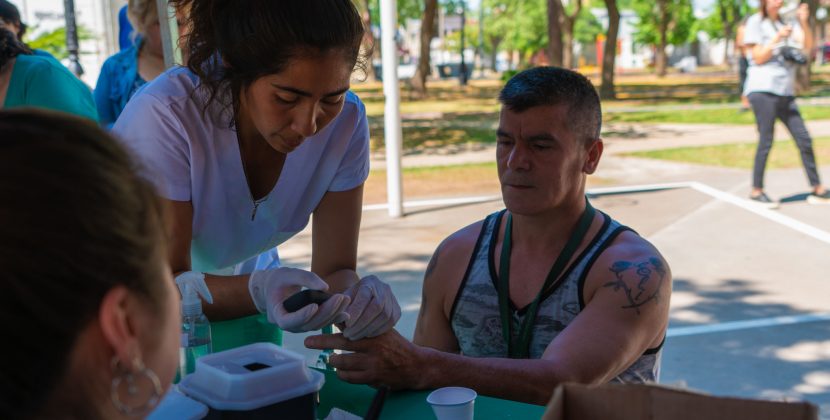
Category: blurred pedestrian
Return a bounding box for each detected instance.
[743,0,829,207]
[95,0,165,128]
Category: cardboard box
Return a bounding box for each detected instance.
[542,382,818,420]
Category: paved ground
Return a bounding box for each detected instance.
[280,121,830,418]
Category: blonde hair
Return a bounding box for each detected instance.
[127,0,158,36]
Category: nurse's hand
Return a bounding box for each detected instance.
[248,268,351,332]
[341,275,401,340]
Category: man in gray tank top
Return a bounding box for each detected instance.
[306,67,672,405]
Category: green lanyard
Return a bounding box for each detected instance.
[498,199,596,359]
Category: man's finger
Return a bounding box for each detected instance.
[305,333,364,351]
[353,309,396,340]
[336,369,373,385]
[328,352,371,371]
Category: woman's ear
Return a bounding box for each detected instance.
[98,286,143,365]
[582,138,604,175]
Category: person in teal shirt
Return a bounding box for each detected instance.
[0,28,97,121]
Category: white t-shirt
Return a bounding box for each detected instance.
[113,67,370,275]
[743,12,804,97]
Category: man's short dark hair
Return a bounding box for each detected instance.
[498,66,602,144]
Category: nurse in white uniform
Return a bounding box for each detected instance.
[113,0,400,347]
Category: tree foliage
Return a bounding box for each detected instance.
[631,0,696,47]
[699,0,752,41]
[574,7,603,44]
[24,26,94,60]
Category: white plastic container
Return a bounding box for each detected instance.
[147,387,209,420]
[178,342,325,419]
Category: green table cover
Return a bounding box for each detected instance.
[210,314,282,352]
[316,368,546,419]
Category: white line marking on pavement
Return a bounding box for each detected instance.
[363,195,502,211]
[687,182,830,245]
[667,313,830,337]
[366,181,830,245]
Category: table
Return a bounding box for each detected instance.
[317,369,546,419]
[210,314,282,352]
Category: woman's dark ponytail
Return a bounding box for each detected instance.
[0,27,31,69]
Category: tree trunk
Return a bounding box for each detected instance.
[723,26,733,68]
[562,24,575,68]
[489,36,502,72]
[547,0,563,67]
[361,0,377,81]
[655,0,669,77]
[718,0,731,67]
[412,0,438,95]
[560,0,581,69]
[796,0,819,93]
[600,0,619,99]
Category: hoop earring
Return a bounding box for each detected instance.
[110,356,163,416]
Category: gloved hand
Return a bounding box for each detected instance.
[340,275,401,340]
[248,267,351,333]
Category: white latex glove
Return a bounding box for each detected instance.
[248,267,351,333]
[340,275,401,340]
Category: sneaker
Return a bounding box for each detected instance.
[807,190,830,204]
[749,192,779,209]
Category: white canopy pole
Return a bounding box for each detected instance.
[156,0,181,68]
[380,0,404,218]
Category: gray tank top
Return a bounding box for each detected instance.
[450,209,663,383]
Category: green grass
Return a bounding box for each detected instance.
[369,112,498,152]
[355,75,830,153]
[362,161,610,203]
[625,137,830,169]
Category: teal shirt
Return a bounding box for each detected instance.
[3,54,98,121]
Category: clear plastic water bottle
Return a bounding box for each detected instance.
[175,272,213,379]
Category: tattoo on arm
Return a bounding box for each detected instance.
[603,257,667,314]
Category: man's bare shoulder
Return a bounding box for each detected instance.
[422,219,487,314]
[435,220,486,261]
[583,230,672,314]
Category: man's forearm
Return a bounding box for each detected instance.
[417,347,576,405]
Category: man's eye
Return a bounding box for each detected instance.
[322,95,344,105]
[275,95,298,104]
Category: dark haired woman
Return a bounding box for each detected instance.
[113,0,399,348]
[0,110,179,419]
[743,0,829,207]
[0,0,55,59]
[0,28,97,120]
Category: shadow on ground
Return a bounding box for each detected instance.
[665,277,830,418]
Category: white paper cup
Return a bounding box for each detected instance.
[426,387,477,420]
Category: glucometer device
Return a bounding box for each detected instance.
[283,289,332,313]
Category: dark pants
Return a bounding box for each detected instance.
[748,92,821,189]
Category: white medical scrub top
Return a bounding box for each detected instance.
[113,67,370,275]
